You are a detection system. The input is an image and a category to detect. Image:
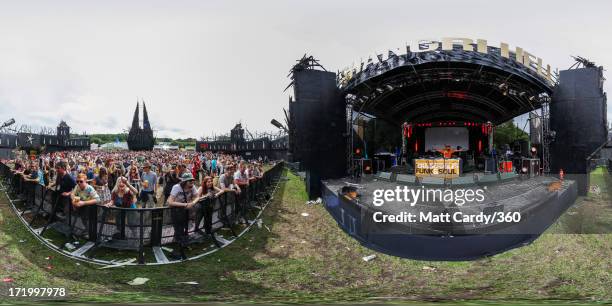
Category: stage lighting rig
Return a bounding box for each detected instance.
[270,119,288,132]
[498,83,509,96]
[1,118,15,129]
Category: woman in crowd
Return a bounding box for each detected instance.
[93,167,112,205]
[104,176,138,209]
[127,164,141,192]
[193,176,224,234]
[198,176,223,198]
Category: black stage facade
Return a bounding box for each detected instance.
[286,38,608,260]
[0,120,90,159]
[195,123,288,161]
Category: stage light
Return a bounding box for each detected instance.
[376,87,384,93]
[385,84,394,91]
[270,119,288,132]
[1,118,15,129]
[498,83,508,96]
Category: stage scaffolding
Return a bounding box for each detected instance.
[541,97,551,174]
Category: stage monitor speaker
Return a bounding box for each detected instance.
[550,66,608,195]
[520,158,540,178]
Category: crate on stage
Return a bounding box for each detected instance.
[499,160,513,173]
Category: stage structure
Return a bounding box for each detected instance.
[196,123,288,161]
[0,120,90,159]
[127,101,155,151]
[285,55,347,197]
[286,38,608,260]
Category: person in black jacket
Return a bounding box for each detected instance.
[163,165,181,205]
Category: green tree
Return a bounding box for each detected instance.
[493,120,528,149]
[364,118,401,156]
[90,137,103,145]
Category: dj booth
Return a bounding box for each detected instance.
[413,158,462,178]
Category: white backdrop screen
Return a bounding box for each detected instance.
[424,127,469,151]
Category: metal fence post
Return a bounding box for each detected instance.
[138,210,145,264]
[151,209,163,247]
[87,204,98,242]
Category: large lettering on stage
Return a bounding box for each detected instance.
[414,159,460,178]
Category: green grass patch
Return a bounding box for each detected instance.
[0,169,610,304]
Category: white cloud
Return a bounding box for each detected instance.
[0,0,610,140]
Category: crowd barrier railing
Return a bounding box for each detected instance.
[0,161,284,264]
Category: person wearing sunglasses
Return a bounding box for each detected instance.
[70,173,101,209]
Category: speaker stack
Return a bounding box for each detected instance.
[550,66,608,195]
[290,69,347,198]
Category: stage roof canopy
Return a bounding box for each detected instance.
[341,46,555,125]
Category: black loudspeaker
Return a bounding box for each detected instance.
[550,66,608,195]
[290,69,347,198]
[305,171,320,198]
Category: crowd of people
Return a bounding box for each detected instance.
[3,150,272,260]
[6,150,269,210]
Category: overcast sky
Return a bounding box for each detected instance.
[0,0,610,139]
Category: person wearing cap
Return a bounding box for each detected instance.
[166,172,202,260]
[167,172,200,208]
[140,162,158,207]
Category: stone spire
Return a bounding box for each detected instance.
[131,102,140,130]
[142,101,151,131]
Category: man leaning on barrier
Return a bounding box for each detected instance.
[70,173,101,233]
[48,161,76,218]
[166,172,202,260]
[71,173,101,208]
[22,162,45,187]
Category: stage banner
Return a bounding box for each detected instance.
[414,159,460,178]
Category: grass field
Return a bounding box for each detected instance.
[0,168,610,305]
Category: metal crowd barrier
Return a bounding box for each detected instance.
[0,162,284,264]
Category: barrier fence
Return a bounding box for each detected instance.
[0,161,284,265]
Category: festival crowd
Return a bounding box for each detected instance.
[6,150,269,210]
